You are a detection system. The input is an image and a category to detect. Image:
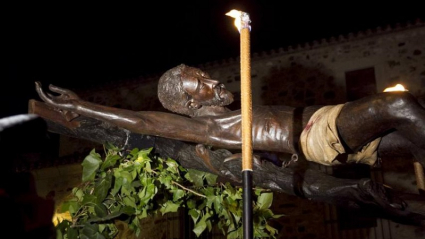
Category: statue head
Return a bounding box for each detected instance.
[158,64,234,117]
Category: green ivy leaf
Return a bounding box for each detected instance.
[94,203,108,217]
[206,195,216,209]
[227,226,242,239]
[160,201,180,214]
[80,223,106,239]
[128,148,139,157]
[104,142,120,152]
[165,158,179,174]
[193,217,207,237]
[257,192,273,210]
[187,199,196,209]
[60,200,79,214]
[121,206,136,216]
[73,188,84,201]
[265,223,278,236]
[81,149,102,182]
[67,226,78,239]
[101,154,121,170]
[172,189,185,201]
[188,208,200,223]
[82,194,97,205]
[111,174,123,196]
[123,196,137,208]
[94,173,112,203]
[158,171,172,185]
[204,173,217,186]
[193,212,212,237]
[186,169,205,187]
[120,170,134,186]
[137,148,152,161]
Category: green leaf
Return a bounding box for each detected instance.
[67,227,78,239]
[93,173,112,203]
[186,169,205,187]
[104,142,120,152]
[137,147,152,161]
[94,203,108,217]
[160,201,180,214]
[138,184,157,205]
[60,200,79,214]
[166,158,179,174]
[81,149,102,182]
[227,227,242,239]
[128,148,139,157]
[205,173,217,186]
[101,154,121,170]
[187,199,196,209]
[56,228,63,239]
[206,195,216,209]
[273,213,285,219]
[121,206,136,216]
[172,189,185,201]
[82,193,97,204]
[73,188,84,201]
[159,174,173,189]
[257,192,273,210]
[111,174,123,196]
[123,196,137,208]
[193,212,212,237]
[265,223,278,236]
[139,208,148,219]
[80,223,105,239]
[193,217,207,237]
[120,171,134,186]
[188,208,200,223]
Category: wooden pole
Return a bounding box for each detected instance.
[240,17,252,173]
[240,18,253,239]
[226,10,253,239]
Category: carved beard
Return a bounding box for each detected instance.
[210,85,234,106]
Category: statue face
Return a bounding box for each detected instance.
[181,67,233,108]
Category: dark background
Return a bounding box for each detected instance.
[3,1,424,118]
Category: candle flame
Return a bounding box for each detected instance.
[226,9,250,32]
[383,84,408,92]
[226,9,242,31]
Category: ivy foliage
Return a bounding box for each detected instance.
[55,144,283,238]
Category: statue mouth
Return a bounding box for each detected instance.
[215,84,226,101]
[215,84,233,105]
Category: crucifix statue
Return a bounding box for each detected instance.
[30,64,425,226]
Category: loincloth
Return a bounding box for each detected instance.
[300,104,381,166]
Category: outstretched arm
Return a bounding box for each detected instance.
[35,82,216,145]
[35,82,247,149]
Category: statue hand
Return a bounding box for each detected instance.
[35,82,80,121]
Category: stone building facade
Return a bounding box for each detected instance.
[32,20,425,239]
[78,19,424,110]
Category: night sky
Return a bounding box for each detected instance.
[3,1,424,118]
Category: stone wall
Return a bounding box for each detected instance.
[74,20,424,110]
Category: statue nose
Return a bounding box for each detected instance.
[204,79,220,88]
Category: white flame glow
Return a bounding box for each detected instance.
[226,9,242,31]
[383,84,408,92]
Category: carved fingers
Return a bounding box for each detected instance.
[48,84,80,100]
[35,81,54,105]
[34,82,80,120]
